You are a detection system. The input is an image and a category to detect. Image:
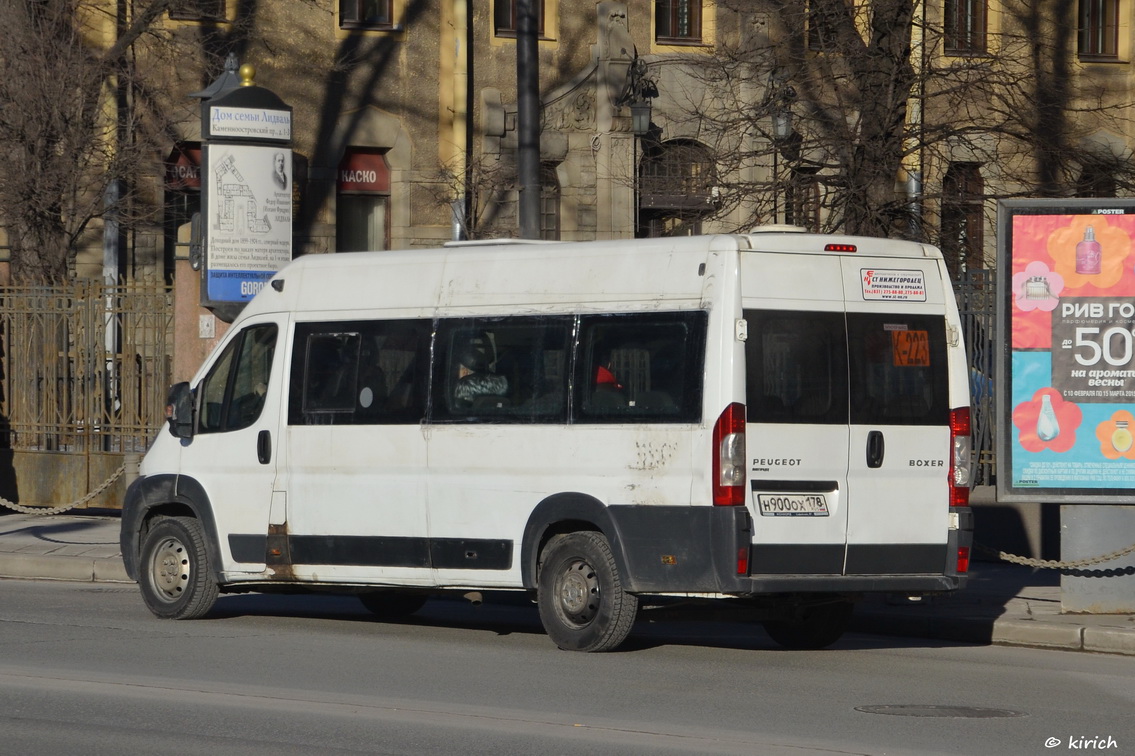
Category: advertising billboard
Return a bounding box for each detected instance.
[997,199,1135,503]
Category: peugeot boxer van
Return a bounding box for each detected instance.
[121,230,974,652]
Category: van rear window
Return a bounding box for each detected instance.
[847,314,948,426]
[745,311,847,425]
[745,310,949,426]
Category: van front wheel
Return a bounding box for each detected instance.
[138,516,219,620]
[537,532,638,652]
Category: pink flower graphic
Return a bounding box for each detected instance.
[1012,261,1064,312]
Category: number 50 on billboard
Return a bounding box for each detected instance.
[997,199,1135,503]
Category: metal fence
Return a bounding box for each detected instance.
[0,276,997,484]
[0,282,173,454]
[954,269,996,486]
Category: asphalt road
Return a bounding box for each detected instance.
[1,579,1133,756]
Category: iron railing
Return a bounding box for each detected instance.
[954,269,996,485]
[0,282,173,454]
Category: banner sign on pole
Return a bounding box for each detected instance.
[197,63,293,320]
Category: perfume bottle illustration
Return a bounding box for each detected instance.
[1024,276,1052,300]
[1037,394,1060,442]
[1112,420,1133,453]
[1075,226,1102,275]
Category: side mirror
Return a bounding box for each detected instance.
[166,382,195,439]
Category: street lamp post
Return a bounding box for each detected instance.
[618,57,657,237]
[769,84,796,225]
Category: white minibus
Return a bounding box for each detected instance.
[121,230,974,651]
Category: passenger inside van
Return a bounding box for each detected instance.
[590,349,627,410]
[453,334,509,407]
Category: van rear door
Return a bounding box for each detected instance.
[741,251,954,577]
[841,259,953,574]
[742,253,851,574]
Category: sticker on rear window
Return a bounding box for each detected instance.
[861,269,927,301]
[890,328,931,366]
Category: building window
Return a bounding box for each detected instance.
[785,168,821,232]
[1079,0,1119,58]
[805,0,841,51]
[1076,162,1118,197]
[340,0,395,30]
[540,165,560,241]
[638,139,715,238]
[337,151,391,251]
[169,0,225,20]
[494,0,544,37]
[656,0,702,44]
[940,162,985,277]
[944,0,987,54]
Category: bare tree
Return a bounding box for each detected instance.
[0,0,175,282]
[679,1,1135,254]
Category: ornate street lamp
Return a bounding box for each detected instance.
[630,100,653,137]
[618,56,658,235]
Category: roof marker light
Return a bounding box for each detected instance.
[824,243,857,253]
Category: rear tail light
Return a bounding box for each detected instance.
[713,402,746,506]
[949,407,973,507]
[956,546,971,574]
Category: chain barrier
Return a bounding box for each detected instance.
[0,464,127,516]
[974,540,1135,570]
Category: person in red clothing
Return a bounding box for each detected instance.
[595,363,622,389]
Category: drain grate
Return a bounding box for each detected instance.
[856,705,1027,719]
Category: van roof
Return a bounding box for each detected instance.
[239,233,941,321]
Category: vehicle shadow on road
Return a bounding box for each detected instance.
[203,591,977,654]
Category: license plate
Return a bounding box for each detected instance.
[757,493,829,517]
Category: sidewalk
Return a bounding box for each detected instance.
[0,509,1133,655]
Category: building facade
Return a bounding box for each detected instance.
[5,1,1134,284]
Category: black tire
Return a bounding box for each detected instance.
[762,599,854,650]
[358,591,428,619]
[138,516,219,620]
[537,532,638,652]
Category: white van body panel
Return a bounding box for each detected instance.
[125,232,972,616]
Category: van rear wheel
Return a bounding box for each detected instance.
[138,516,219,620]
[537,532,638,652]
[762,599,854,650]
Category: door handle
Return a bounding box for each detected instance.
[866,430,884,469]
[257,430,272,465]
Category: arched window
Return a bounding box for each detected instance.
[1076,161,1118,198]
[638,140,715,238]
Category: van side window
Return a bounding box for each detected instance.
[197,324,278,434]
[433,317,572,422]
[289,320,431,425]
[302,332,361,417]
[745,311,846,425]
[577,311,706,423]
[847,314,948,425]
